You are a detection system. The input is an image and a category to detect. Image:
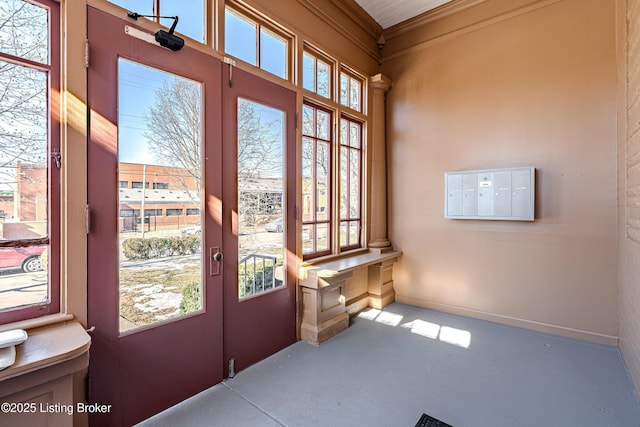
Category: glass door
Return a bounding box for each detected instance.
[87,8,223,426]
[222,65,297,376]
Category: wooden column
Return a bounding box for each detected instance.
[369,73,392,250]
[368,259,396,309]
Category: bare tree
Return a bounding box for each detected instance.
[237,99,284,227]
[0,0,49,188]
[237,99,282,180]
[144,80,285,226]
[145,78,203,191]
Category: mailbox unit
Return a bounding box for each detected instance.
[444,166,535,221]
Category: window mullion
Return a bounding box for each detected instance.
[334,116,341,253]
[256,23,261,68]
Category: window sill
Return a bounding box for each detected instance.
[301,249,401,283]
[0,320,90,382]
[301,247,370,268]
[0,313,75,334]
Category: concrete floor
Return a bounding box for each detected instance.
[137,303,640,427]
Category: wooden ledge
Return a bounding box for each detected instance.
[302,250,401,282]
[0,321,91,382]
[300,250,401,344]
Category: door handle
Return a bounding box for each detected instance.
[210,247,223,276]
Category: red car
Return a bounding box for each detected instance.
[0,247,46,273]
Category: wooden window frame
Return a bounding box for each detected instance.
[0,0,60,324]
[302,45,334,100]
[224,3,293,81]
[339,67,365,113]
[302,102,333,260]
[339,115,363,251]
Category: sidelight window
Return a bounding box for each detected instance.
[302,103,332,258]
[339,117,363,250]
[0,0,60,323]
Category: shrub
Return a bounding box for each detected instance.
[238,259,282,298]
[40,248,48,271]
[179,281,202,314]
[122,236,201,260]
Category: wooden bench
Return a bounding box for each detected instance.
[300,249,401,344]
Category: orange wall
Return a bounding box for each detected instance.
[383,0,618,343]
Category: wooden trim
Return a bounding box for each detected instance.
[296,0,381,62]
[0,313,74,334]
[384,0,488,39]
[0,321,90,382]
[0,238,49,248]
[327,0,382,38]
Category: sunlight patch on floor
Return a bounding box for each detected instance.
[374,311,404,327]
[401,319,440,339]
[358,308,472,349]
[439,326,471,348]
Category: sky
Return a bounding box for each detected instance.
[109,0,204,42]
[117,58,194,165]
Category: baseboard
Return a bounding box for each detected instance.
[345,293,370,315]
[395,295,619,347]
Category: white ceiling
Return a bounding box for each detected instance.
[354,0,455,29]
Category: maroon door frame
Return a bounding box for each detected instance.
[221,65,298,377]
[87,8,223,426]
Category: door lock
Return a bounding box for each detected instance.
[210,247,223,276]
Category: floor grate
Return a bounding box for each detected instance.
[415,413,453,427]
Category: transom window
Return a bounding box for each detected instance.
[340,68,363,112]
[0,0,60,323]
[303,47,332,99]
[224,5,291,80]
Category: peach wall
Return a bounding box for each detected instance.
[618,0,640,397]
[384,0,619,343]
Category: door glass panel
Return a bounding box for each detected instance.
[237,98,285,299]
[117,59,203,333]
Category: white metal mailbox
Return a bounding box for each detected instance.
[444,166,535,221]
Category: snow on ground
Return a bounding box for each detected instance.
[130,283,181,315]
